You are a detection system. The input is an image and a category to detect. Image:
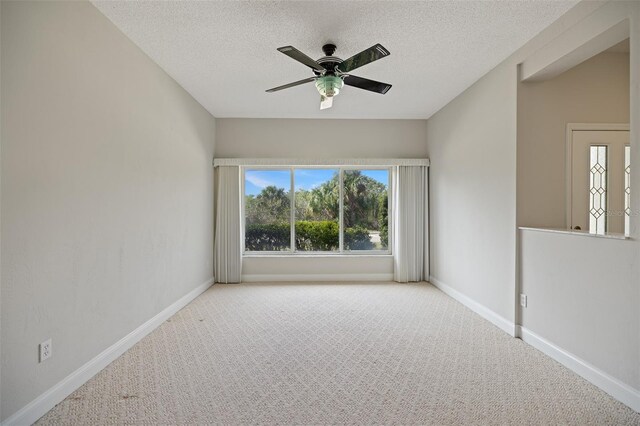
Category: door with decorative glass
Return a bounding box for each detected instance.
[569,128,630,235]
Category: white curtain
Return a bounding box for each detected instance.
[214,166,242,283]
[393,165,429,282]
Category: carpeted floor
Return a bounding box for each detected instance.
[38,283,639,425]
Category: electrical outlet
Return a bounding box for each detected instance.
[39,339,52,363]
[520,294,528,308]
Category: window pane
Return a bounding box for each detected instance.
[294,169,339,251]
[343,169,389,250]
[244,169,291,251]
[589,146,607,235]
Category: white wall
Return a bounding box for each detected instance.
[517,50,630,228]
[0,2,216,421]
[427,59,518,324]
[427,1,627,327]
[428,0,640,410]
[515,2,640,407]
[242,255,394,282]
[519,229,639,390]
[216,118,427,280]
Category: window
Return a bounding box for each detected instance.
[244,167,390,254]
[244,169,291,251]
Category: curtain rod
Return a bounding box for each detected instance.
[213,158,430,167]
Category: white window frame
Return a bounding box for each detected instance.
[242,165,393,256]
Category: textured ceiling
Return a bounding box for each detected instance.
[93,1,578,119]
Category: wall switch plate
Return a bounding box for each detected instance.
[520,294,528,308]
[39,339,52,363]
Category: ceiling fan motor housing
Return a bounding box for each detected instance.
[313,43,342,75]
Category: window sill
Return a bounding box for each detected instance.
[243,253,393,258]
[519,227,630,240]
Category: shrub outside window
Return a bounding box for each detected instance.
[243,167,390,254]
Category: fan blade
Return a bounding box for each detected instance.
[277,46,326,72]
[337,44,390,73]
[343,75,392,94]
[320,95,333,110]
[266,77,316,93]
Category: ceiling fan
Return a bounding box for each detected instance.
[266,43,392,110]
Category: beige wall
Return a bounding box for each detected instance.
[215,118,428,159]
[517,50,630,228]
[0,2,216,421]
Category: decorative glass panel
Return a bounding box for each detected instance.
[625,145,631,236]
[589,146,607,235]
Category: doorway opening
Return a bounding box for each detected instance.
[517,37,630,237]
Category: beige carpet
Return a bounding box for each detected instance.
[38,283,639,425]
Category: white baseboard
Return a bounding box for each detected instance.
[428,277,639,412]
[429,276,516,336]
[242,273,394,282]
[518,326,640,413]
[2,278,214,426]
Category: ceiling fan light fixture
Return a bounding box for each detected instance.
[315,75,344,98]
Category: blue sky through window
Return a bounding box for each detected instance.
[295,169,337,192]
[245,168,389,196]
[245,170,289,196]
